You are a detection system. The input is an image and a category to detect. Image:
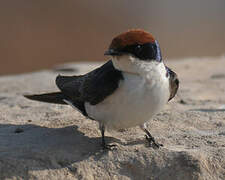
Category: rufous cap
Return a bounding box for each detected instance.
[109,29,155,50]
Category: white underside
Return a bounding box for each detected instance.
[84,57,170,130]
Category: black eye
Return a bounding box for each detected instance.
[120,42,161,61]
[137,43,156,60]
[134,45,143,55]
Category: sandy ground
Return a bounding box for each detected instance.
[0,57,225,180]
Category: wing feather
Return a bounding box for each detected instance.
[55,60,123,115]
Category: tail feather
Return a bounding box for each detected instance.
[24,92,67,105]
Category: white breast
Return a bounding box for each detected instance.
[85,61,170,130]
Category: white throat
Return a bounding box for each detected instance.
[112,55,164,78]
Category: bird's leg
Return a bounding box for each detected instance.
[144,129,163,148]
[140,124,163,149]
[100,124,116,150]
[100,125,107,149]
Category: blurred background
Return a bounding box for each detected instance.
[0,0,224,75]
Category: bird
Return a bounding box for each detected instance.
[24,29,179,149]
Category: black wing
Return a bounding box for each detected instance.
[166,66,179,101]
[56,60,123,116]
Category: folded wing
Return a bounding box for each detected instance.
[56,60,123,116]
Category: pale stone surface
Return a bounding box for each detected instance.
[1,57,225,180]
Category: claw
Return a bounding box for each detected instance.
[100,124,117,150]
[145,135,163,149]
[102,143,117,150]
[143,127,163,149]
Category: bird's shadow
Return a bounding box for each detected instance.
[0,123,122,179]
[189,108,225,112]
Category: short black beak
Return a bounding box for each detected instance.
[104,49,122,56]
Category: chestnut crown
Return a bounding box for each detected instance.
[105,29,162,62]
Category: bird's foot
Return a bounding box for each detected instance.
[100,124,117,150]
[145,133,163,149]
[102,143,117,150]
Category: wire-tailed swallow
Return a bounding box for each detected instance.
[25,29,179,149]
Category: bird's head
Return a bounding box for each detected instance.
[105,29,162,73]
